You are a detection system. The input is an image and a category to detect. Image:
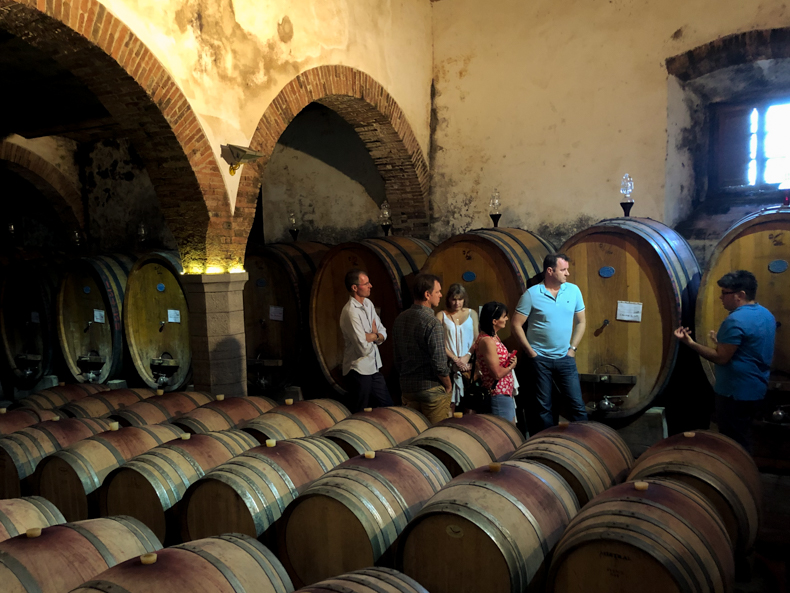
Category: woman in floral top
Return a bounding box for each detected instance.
[475,301,518,422]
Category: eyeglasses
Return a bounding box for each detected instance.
[355,281,372,287]
[720,290,739,296]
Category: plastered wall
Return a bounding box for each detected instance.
[101,0,433,212]
[430,0,790,246]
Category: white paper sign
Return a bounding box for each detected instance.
[30,312,40,324]
[167,309,181,323]
[93,309,106,323]
[616,301,643,322]
[269,306,284,321]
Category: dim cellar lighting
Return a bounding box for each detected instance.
[489,189,502,228]
[379,201,392,236]
[620,174,635,217]
[288,210,299,241]
[137,222,148,243]
[205,266,225,274]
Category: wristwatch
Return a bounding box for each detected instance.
[569,346,577,351]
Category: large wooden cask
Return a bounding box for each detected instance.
[0,497,65,542]
[323,406,430,457]
[100,430,259,545]
[310,237,434,394]
[245,242,329,390]
[172,395,276,434]
[33,423,184,521]
[57,254,136,384]
[627,429,761,553]
[0,407,59,436]
[547,479,735,593]
[71,534,292,593]
[181,436,348,542]
[278,446,451,588]
[560,218,701,419]
[696,205,789,388]
[421,228,555,347]
[124,251,192,391]
[14,383,109,411]
[109,391,215,427]
[59,387,156,418]
[306,568,428,593]
[408,413,525,477]
[0,516,161,593]
[0,260,61,389]
[398,460,579,593]
[241,398,351,442]
[0,417,113,498]
[509,421,634,506]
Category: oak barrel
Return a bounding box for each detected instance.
[421,228,555,348]
[33,423,184,521]
[398,460,579,593]
[0,417,113,498]
[109,391,215,427]
[71,534,292,593]
[57,254,136,384]
[242,398,351,442]
[278,446,451,587]
[323,406,430,457]
[14,383,109,410]
[59,387,156,418]
[560,217,702,419]
[101,429,259,544]
[0,516,160,593]
[181,435,347,542]
[0,260,61,389]
[696,206,789,388]
[509,421,634,506]
[408,413,525,476]
[306,568,429,593]
[0,497,65,542]
[310,237,435,394]
[172,395,277,434]
[123,251,191,391]
[547,478,735,593]
[627,429,761,552]
[245,241,329,389]
[0,407,59,436]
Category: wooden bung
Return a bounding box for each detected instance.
[140,553,157,565]
[26,527,41,538]
[285,399,294,405]
[684,431,696,437]
[489,462,502,473]
[364,451,376,459]
[181,433,191,440]
[364,408,373,412]
[216,394,225,401]
[110,422,120,431]
[634,481,649,491]
[266,439,276,447]
[453,412,463,418]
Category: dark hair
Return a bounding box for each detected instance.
[445,283,469,309]
[344,269,366,292]
[543,253,571,273]
[717,270,758,300]
[412,273,441,302]
[479,301,508,336]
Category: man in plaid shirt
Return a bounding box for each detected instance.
[393,273,452,424]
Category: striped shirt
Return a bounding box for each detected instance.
[393,304,451,392]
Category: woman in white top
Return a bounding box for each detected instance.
[436,284,479,407]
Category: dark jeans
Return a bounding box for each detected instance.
[715,395,762,453]
[524,354,587,435]
[346,370,393,413]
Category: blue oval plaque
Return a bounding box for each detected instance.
[462,271,477,282]
[256,278,268,288]
[83,286,91,294]
[156,283,166,292]
[768,259,788,274]
[599,266,615,278]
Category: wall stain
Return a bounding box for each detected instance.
[278,16,294,43]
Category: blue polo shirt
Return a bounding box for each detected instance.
[516,282,585,359]
[714,303,775,401]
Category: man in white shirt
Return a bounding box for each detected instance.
[340,269,393,412]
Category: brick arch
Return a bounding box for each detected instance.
[0,141,83,232]
[235,65,430,244]
[0,0,231,270]
[667,28,790,81]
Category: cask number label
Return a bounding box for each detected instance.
[93,310,106,323]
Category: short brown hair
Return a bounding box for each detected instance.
[412,273,441,302]
[344,269,366,292]
[445,283,468,309]
[543,253,570,273]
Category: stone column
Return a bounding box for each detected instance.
[181,272,248,397]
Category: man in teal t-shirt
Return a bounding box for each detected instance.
[675,270,775,451]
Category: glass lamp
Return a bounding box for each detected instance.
[379,201,392,236]
[489,189,502,227]
[620,174,635,217]
[288,211,299,241]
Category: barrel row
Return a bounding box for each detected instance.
[1,251,191,394]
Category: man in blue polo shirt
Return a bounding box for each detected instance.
[675,270,775,452]
[512,253,587,435]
